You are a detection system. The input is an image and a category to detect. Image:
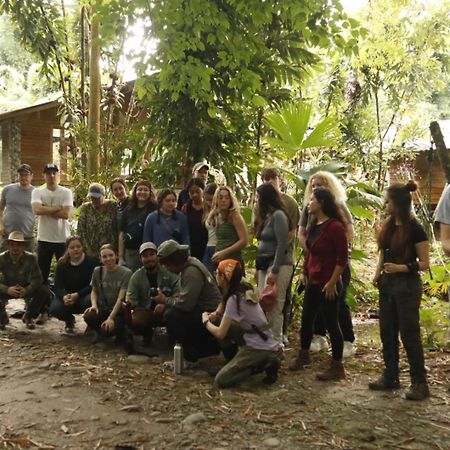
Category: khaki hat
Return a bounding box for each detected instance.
[157,240,189,259]
[139,242,158,255]
[6,231,26,242]
[192,162,209,173]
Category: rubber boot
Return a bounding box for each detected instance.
[316,359,346,381]
[289,349,311,371]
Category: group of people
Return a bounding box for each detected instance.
[0,160,444,399]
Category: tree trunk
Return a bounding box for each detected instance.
[430,121,450,183]
[87,7,101,176]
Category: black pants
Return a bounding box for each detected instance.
[313,264,354,342]
[164,306,220,362]
[84,308,125,336]
[300,282,343,360]
[37,241,66,285]
[378,273,427,383]
[0,285,51,319]
[49,294,91,326]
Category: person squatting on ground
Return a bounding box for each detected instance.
[290,187,348,381]
[83,244,132,341]
[203,259,281,388]
[300,171,356,357]
[49,236,99,333]
[253,183,293,347]
[369,181,430,401]
[152,240,221,369]
[0,164,36,253]
[0,231,51,329]
[125,242,179,346]
[118,180,157,272]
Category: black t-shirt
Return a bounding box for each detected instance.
[306,221,328,249]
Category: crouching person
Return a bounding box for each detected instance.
[203,260,281,388]
[153,240,221,369]
[83,244,132,342]
[0,231,50,329]
[126,242,179,346]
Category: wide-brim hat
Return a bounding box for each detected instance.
[192,162,209,173]
[6,231,26,243]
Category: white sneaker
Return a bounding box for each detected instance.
[310,335,328,353]
[163,359,199,370]
[342,341,356,358]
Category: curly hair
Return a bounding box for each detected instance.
[303,171,347,207]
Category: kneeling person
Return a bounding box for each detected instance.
[0,231,50,329]
[126,242,179,345]
[153,240,221,368]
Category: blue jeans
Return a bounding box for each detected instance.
[50,294,91,325]
[202,245,216,273]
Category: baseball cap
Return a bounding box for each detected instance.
[17,164,33,174]
[139,242,158,255]
[87,183,106,198]
[192,162,209,173]
[43,163,59,173]
[157,240,189,259]
[6,231,25,242]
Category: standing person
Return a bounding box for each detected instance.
[254,183,293,346]
[31,163,73,323]
[111,177,130,225]
[77,183,118,257]
[299,171,356,357]
[0,164,35,252]
[290,187,348,381]
[207,186,248,271]
[202,183,218,272]
[202,259,281,388]
[177,162,209,210]
[83,244,132,340]
[369,181,430,401]
[143,188,190,248]
[118,180,157,272]
[49,236,99,333]
[0,231,50,330]
[181,178,208,260]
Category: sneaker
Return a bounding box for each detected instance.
[35,312,49,325]
[163,359,199,371]
[282,334,289,346]
[368,374,400,391]
[64,319,75,334]
[405,382,430,401]
[310,335,328,353]
[342,341,356,358]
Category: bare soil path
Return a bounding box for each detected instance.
[0,300,449,450]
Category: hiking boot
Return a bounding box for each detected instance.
[64,318,75,334]
[405,382,430,401]
[368,374,400,391]
[289,349,311,371]
[316,359,346,381]
[342,341,356,358]
[310,335,328,353]
[0,305,9,329]
[35,312,49,325]
[22,312,35,329]
[262,358,281,385]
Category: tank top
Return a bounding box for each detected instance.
[216,221,241,259]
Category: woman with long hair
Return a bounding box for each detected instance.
[83,244,132,339]
[118,180,157,272]
[49,236,99,333]
[143,188,190,248]
[369,181,430,401]
[207,186,248,270]
[202,259,281,388]
[299,170,355,357]
[290,187,348,381]
[254,183,293,346]
[181,178,208,260]
[202,183,218,272]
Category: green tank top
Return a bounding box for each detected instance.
[216,221,241,259]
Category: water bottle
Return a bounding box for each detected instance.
[173,342,183,374]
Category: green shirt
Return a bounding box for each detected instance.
[126,264,179,310]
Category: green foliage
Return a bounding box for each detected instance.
[420,298,449,351]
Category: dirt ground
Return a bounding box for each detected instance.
[0,300,449,450]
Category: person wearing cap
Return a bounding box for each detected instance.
[77,183,118,257]
[0,231,50,329]
[31,163,74,290]
[125,241,179,345]
[0,163,35,252]
[153,239,221,367]
[177,162,209,210]
[49,236,100,333]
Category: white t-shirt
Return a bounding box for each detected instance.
[31,185,73,242]
[435,184,450,225]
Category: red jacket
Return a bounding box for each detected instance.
[304,218,348,285]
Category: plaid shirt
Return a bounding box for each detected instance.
[0,251,43,296]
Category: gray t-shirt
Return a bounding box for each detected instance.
[91,265,132,308]
[1,183,35,238]
[435,185,450,225]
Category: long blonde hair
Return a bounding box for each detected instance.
[207,186,240,225]
[303,171,347,207]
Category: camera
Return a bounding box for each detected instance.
[149,287,159,297]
